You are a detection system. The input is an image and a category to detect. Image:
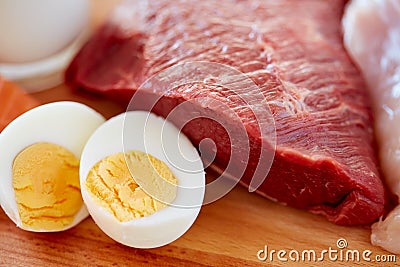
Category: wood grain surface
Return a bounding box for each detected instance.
[0,1,399,266]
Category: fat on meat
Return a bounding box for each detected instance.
[343,0,400,254]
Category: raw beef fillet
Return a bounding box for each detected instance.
[66,0,387,225]
[343,0,400,253]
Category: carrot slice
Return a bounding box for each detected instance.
[0,76,39,132]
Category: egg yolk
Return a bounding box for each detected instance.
[85,150,178,222]
[12,142,82,230]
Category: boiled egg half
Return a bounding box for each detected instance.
[0,101,205,247]
[80,111,205,248]
[0,101,105,232]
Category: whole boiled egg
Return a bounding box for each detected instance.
[0,101,105,232]
[80,111,205,248]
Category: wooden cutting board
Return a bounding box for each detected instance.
[0,1,398,266]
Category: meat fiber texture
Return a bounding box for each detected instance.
[66,0,387,225]
[343,0,400,253]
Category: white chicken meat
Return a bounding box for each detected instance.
[343,0,400,254]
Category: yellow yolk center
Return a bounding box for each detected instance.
[12,142,83,231]
[85,150,178,222]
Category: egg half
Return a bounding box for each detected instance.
[0,101,105,232]
[80,111,205,248]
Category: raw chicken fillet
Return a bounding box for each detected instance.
[343,0,400,254]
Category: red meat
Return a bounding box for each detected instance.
[66,0,387,225]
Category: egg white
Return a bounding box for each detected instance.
[80,111,205,248]
[0,101,105,232]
